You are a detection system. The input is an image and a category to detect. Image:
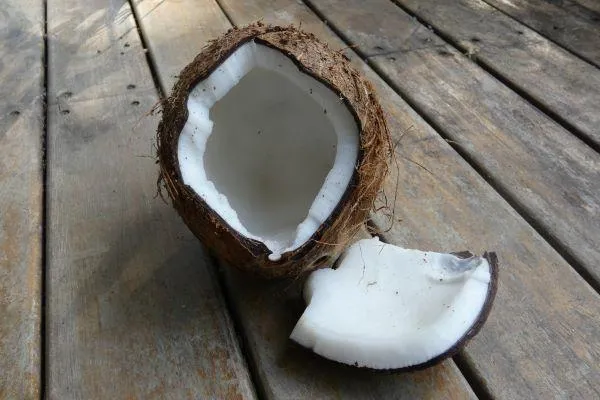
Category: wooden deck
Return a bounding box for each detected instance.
[2,0,599,398]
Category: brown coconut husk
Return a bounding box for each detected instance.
[157,23,392,279]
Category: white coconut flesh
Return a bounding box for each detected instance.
[178,41,359,261]
[290,237,494,369]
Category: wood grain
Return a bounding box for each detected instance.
[223,0,600,398]
[395,0,600,148]
[568,0,600,14]
[0,1,44,398]
[546,0,600,18]
[46,0,255,398]
[130,0,231,94]
[483,0,600,67]
[308,0,600,287]
[134,0,477,398]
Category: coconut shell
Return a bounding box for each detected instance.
[157,23,392,278]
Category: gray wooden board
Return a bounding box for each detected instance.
[569,0,600,14]
[46,0,256,398]
[133,0,478,398]
[482,0,600,67]
[307,0,600,287]
[548,0,600,19]
[130,0,231,95]
[0,1,44,398]
[396,0,600,149]
[221,0,600,398]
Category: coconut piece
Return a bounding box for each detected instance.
[157,23,391,278]
[290,237,498,370]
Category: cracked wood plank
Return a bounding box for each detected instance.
[0,1,44,398]
[45,0,256,398]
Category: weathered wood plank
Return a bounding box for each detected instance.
[308,0,600,286]
[130,0,231,93]
[550,0,600,18]
[395,0,600,149]
[569,0,600,14]
[46,0,256,398]
[482,0,600,67]
[134,0,477,398]
[223,0,600,398]
[0,1,44,398]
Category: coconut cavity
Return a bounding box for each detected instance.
[290,237,498,370]
[178,41,359,261]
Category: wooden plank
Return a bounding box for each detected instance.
[482,0,600,67]
[46,0,256,398]
[134,0,477,398]
[221,0,600,398]
[308,0,600,287]
[0,1,44,398]
[129,0,231,94]
[395,0,600,149]
[550,0,600,18]
[569,0,600,14]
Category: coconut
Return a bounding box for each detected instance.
[291,237,499,370]
[157,23,391,278]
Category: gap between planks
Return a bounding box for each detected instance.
[301,0,600,296]
[41,0,49,398]
[452,353,493,400]
[215,0,236,26]
[126,0,165,99]
[212,256,270,400]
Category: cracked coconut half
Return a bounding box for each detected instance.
[157,24,391,278]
